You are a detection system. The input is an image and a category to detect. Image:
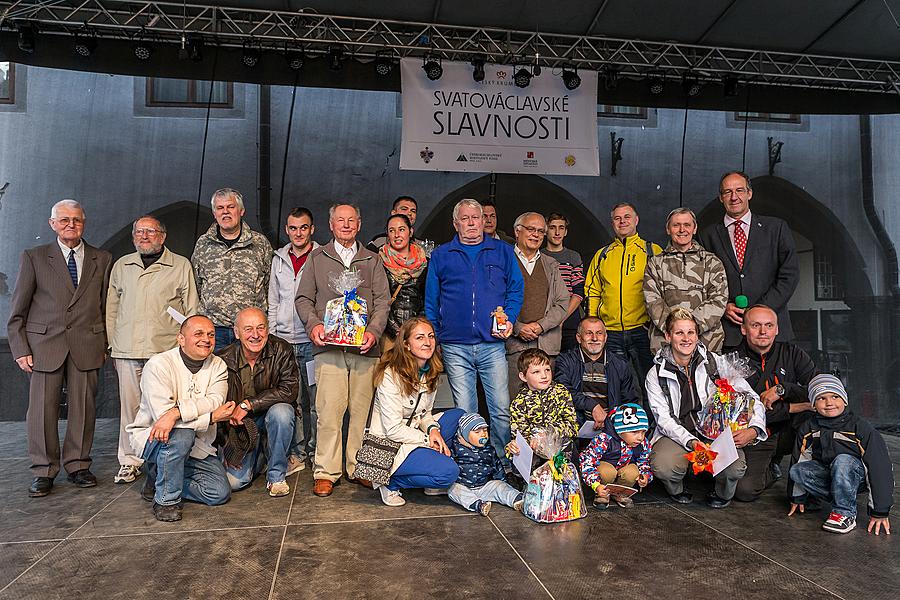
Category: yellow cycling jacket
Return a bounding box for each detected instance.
[584,234,662,331]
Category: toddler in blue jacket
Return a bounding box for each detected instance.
[579,404,653,510]
[447,412,524,516]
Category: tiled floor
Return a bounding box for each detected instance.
[0,419,897,600]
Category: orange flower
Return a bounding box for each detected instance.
[684,443,719,475]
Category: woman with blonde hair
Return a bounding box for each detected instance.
[368,317,464,506]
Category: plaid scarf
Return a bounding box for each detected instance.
[379,241,427,284]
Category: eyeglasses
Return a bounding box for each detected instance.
[134,228,162,236]
[519,225,547,235]
[720,187,749,197]
[54,217,84,226]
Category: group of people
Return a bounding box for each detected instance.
[7,173,892,535]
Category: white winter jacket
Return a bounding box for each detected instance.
[369,368,439,474]
[646,344,766,450]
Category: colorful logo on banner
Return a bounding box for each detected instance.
[399,58,599,176]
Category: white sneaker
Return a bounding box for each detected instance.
[423,487,448,496]
[267,480,290,497]
[286,455,306,476]
[114,465,140,484]
[378,485,406,507]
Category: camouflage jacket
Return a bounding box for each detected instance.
[510,382,579,442]
[191,221,273,327]
[642,241,727,353]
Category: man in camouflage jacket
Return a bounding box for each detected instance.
[192,188,273,350]
[643,208,728,353]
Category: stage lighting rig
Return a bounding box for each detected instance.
[241,43,260,68]
[375,51,393,76]
[17,23,36,54]
[561,65,581,90]
[471,55,486,82]
[514,67,532,88]
[423,56,443,81]
[328,46,344,71]
[73,31,97,57]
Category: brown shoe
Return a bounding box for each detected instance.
[345,475,373,489]
[313,479,334,497]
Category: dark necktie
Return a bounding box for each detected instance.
[67,249,79,288]
[733,221,747,269]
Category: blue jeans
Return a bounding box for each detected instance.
[441,342,510,465]
[387,408,464,492]
[142,428,231,506]
[605,325,654,383]
[289,342,317,460]
[223,403,295,490]
[790,454,865,518]
[214,326,237,352]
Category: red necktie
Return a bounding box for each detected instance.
[733,220,747,268]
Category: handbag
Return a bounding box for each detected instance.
[354,390,425,487]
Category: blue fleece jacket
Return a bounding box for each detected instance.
[425,235,524,345]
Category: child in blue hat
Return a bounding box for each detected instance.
[447,412,524,516]
[579,403,653,510]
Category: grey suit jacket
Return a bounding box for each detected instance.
[698,214,799,347]
[7,241,113,372]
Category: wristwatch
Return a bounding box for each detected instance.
[239,401,251,412]
[774,384,785,397]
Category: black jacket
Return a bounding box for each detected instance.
[736,340,818,430]
[216,334,299,414]
[385,266,428,339]
[791,410,894,518]
[699,214,799,347]
[554,346,639,421]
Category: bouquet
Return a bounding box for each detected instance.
[322,269,368,346]
[522,427,586,524]
[697,352,756,440]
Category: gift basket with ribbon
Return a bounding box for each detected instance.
[522,427,586,524]
[323,269,368,346]
[696,352,757,440]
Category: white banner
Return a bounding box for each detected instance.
[400,58,599,176]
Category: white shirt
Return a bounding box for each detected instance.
[723,210,752,260]
[58,238,84,282]
[514,245,541,275]
[333,240,358,269]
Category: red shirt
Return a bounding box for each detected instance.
[289,246,312,275]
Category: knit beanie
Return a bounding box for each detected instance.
[611,403,650,434]
[807,373,848,406]
[458,412,488,442]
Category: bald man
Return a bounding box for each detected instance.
[127,315,234,522]
[734,304,818,502]
[216,308,299,497]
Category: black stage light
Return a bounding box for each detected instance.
[603,67,619,90]
[471,55,486,82]
[514,67,532,88]
[242,44,260,68]
[73,32,97,57]
[561,65,581,90]
[328,46,344,71]
[532,63,542,77]
[17,23,36,54]
[133,41,152,61]
[682,74,701,97]
[285,50,304,71]
[375,51,393,76]
[423,57,443,81]
[723,75,739,97]
[179,34,203,62]
[648,75,664,95]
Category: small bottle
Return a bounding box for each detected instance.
[735,295,749,309]
[491,306,508,335]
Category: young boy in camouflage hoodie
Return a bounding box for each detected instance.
[505,349,579,462]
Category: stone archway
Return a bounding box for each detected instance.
[101,200,214,261]
[417,174,611,261]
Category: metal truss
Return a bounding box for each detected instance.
[1,0,898,93]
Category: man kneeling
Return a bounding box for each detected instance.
[127,315,234,522]
[217,308,299,497]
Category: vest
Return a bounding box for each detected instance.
[518,257,549,324]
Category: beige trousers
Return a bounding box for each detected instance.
[114,359,146,467]
[313,349,376,482]
[595,461,640,487]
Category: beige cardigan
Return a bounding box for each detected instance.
[369,368,439,474]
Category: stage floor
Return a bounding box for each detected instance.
[0,419,897,600]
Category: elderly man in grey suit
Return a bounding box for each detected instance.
[8,199,112,497]
[699,171,799,350]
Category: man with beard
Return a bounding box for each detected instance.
[107,215,199,484]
